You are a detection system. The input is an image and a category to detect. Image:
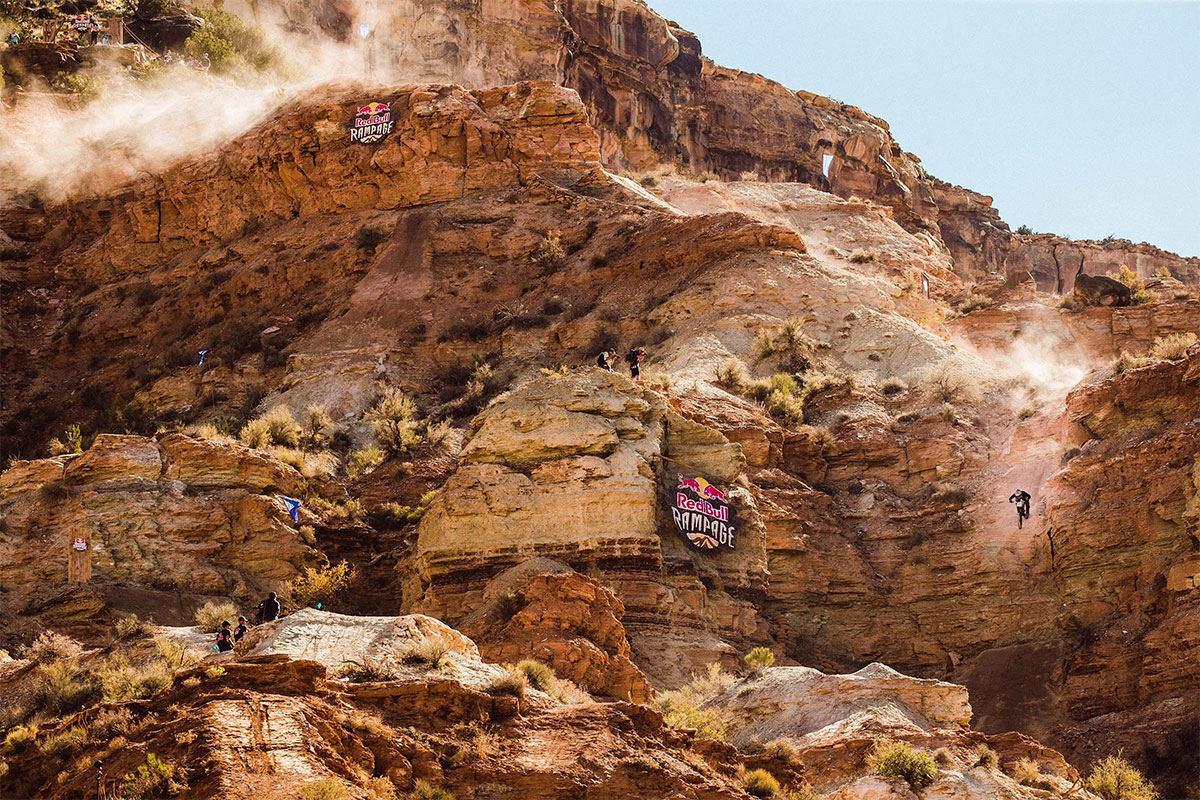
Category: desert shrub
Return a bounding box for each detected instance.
[1112,351,1152,373]
[346,445,386,479]
[47,424,84,455]
[715,358,749,391]
[1150,332,1196,360]
[878,377,908,397]
[337,658,399,683]
[765,389,805,425]
[655,663,732,740]
[408,781,455,800]
[1154,266,1173,278]
[355,227,387,251]
[870,740,938,789]
[119,752,184,798]
[115,614,147,640]
[1016,225,1034,235]
[933,747,954,767]
[921,362,980,405]
[303,404,333,447]
[340,709,391,738]
[88,708,135,742]
[1010,757,1041,785]
[398,640,451,668]
[973,744,998,768]
[40,725,87,758]
[532,230,566,270]
[367,388,421,454]
[194,600,238,632]
[742,768,781,798]
[32,659,100,716]
[289,561,356,607]
[298,779,348,800]
[489,591,521,624]
[743,647,775,673]
[365,777,398,800]
[931,482,969,505]
[486,670,528,699]
[26,631,83,664]
[515,660,589,704]
[960,293,991,313]
[848,249,876,264]
[134,282,160,307]
[240,406,302,449]
[1086,753,1157,800]
[763,738,800,766]
[1058,295,1083,312]
[99,656,173,703]
[3,724,38,755]
[755,318,814,373]
[368,502,424,529]
[1018,405,1036,420]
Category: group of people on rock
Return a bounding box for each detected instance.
[213,592,282,652]
[596,346,646,381]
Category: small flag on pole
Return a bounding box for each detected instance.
[281,496,302,523]
[198,349,210,365]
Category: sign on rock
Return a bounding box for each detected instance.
[665,471,737,552]
[350,101,394,145]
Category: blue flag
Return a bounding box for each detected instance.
[198,349,210,365]
[281,496,302,523]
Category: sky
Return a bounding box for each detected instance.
[647,0,1200,257]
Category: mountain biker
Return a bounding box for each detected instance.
[1009,490,1032,529]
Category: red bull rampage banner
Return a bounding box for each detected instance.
[665,471,737,551]
[350,101,394,144]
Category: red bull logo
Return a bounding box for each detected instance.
[350,99,395,145]
[671,473,736,551]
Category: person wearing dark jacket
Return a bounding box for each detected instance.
[233,616,249,642]
[1009,490,1031,529]
[257,592,280,623]
[624,347,645,381]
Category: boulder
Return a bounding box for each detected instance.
[1074,273,1132,307]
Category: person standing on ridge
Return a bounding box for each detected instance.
[257,591,280,623]
[1009,489,1031,529]
[624,347,646,381]
[596,349,615,371]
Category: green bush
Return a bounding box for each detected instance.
[240,406,303,449]
[119,752,182,799]
[1085,753,1157,800]
[742,768,781,798]
[870,740,939,789]
[743,647,775,672]
[40,725,87,758]
[347,445,386,479]
[288,561,356,607]
[32,660,100,716]
[407,781,455,800]
[185,5,275,73]
[655,663,732,741]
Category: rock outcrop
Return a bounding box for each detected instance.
[0,433,314,639]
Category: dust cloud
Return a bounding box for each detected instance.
[0,4,388,204]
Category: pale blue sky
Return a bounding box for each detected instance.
[648,0,1200,257]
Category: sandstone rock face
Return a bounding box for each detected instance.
[0,434,315,634]
[710,663,971,748]
[414,369,771,686]
[1010,233,1200,292]
[467,572,655,703]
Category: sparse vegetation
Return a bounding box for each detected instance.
[1149,332,1196,360]
[40,725,87,758]
[754,318,817,373]
[960,292,992,314]
[763,738,801,767]
[655,663,732,740]
[1112,351,1152,374]
[346,445,386,480]
[848,249,876,264]
[743,647,775,673]
[288,561,356,607]
[47,424,84,455]
[486,669,528,700]
[1085,753,1157,800]
[398,639,452,669]
[1016,225,1034,235]
[516,659,589,704]
[407,780,455,800]
[1108,265,1158,305]
[931,481,970,505]
[742,768,781,798]
[878,376,908,397]
[532,230,566,271]
[870,739,939,789]
[185,4,275,74]
[921,362,980,405]
[298,779,349,800]
[933,747,954,767]
[973,744,999,769]
[26,631,83,664]
[118,752,184,799]
[240,406,303,449]
[194,600,239,632]
[367,387,422,454]
[1018,405,1036,420]
[1010,757,1041,785]
[355,227,387,251]
[715,357,750,391]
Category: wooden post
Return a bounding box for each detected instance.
[68,531,92,583]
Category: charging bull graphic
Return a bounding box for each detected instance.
[668,473,737,551]
[350,101,395,144]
